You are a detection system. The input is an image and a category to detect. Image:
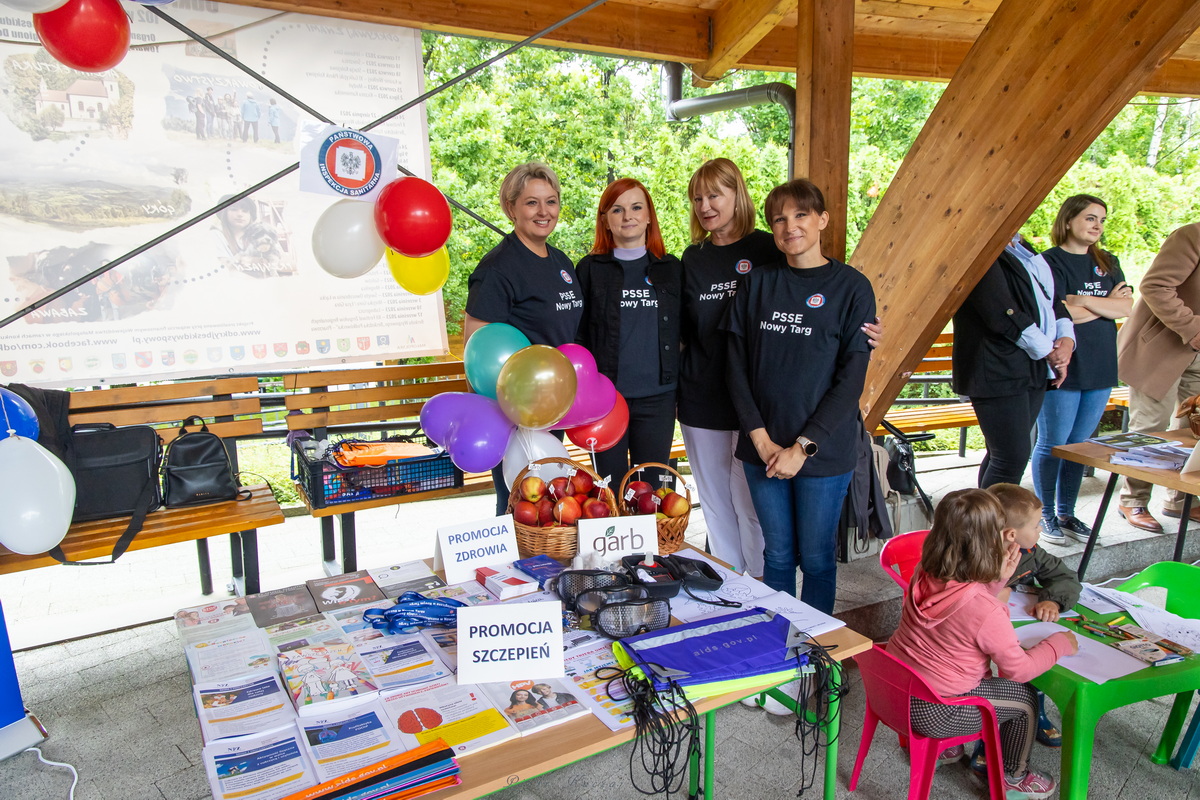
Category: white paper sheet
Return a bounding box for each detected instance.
[670,573,778,623]
[1078,584,1123,615]
[1006,590,1080,622]
[1088,586,1200,651]
[1015,622,1144,684]
[753,590,845,638]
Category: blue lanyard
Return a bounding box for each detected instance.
[362,591,466,635]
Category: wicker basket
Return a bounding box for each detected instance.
[617,461,691,554]
[506,457,618,560]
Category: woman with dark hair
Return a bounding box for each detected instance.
[212,197,257,262]
[464,162,583,514]
[575,178,681,486]
[724,178,876,614]
[503,689,540,718]
[1031,195,1132,544]
[953,231,1075,490]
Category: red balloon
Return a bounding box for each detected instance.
[566,393,629,452]
[373,177,452,258]
[34,0,130,73]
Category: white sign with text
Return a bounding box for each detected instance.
[434,515,519,584]
[456,601,564,685]
[576,515,658,563]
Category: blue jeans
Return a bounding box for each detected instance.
[743,465,852,614]
[1031,388,1111,519]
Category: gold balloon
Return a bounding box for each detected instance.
[386,246,450,296]
[496,345,578,430]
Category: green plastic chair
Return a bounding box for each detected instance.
[1027,560,1200,799]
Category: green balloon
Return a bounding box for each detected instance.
[463,323,531,399]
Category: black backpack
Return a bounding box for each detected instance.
[162,416,245,507]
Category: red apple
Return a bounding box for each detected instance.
[660,491,690,518]
[535,498,554,526]
[554,496,582,525]
[574,492,589,507]
[568,471,594,496]
[583,498,611,519]
[626,480,653,501]
[513,500,539,526]
[519,476,546,503]
[548,476,571,500]
[637,492,660,515]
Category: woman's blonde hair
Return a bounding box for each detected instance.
[686,158,756,244]
[918,488,1006,583]
[499,162,561,222]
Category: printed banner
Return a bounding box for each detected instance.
[0,4,445,386]
[299,125,399,200]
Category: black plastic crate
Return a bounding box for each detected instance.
[291,437,463,508]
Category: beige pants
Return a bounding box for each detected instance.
[1120,350,1200,509]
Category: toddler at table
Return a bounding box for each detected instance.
[888,488,1078,800]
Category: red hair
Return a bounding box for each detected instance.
[590,178,666,258]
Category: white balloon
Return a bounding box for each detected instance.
[0,436,75,556]
[311,199,386,278]
[502,427,570,489]
[0,0,68,12]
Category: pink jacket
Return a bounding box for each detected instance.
[888,570,1073,697]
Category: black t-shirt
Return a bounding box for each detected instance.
[722,259,875,475]
[615,255,673,398]
[1042,247,1124,391]
[678,230,779,430]
[465,233,583,346]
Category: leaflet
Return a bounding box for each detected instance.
[670,573,777,623]
[265,615,345,654]
[185,627,274,683]
[296,696,405,784]
[194,672,297,742]
[202,724,317,800]
[277,641,378,712]
[379,678,519,755]
[477,677,589,735]
[354,633,452,689]
[563,641,635,731]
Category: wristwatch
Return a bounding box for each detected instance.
[795,435,818,457]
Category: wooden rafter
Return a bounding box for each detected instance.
[693,0,798,83]
[853,0,1200,428]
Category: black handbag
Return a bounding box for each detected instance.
[55,422,163,564]
[879,419,935,515]
[162,415,245,507]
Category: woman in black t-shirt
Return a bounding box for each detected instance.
[724,179,875,613]
[576,178,682,488]
[1031,195,1132,544]
[464,162,584,513]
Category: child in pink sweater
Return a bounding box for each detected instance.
[888,488,1077,799]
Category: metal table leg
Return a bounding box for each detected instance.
[1077,472,1117,581]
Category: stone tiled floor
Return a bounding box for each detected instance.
[2,451,1200,798]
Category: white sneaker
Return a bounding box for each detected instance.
[740,695,762,709]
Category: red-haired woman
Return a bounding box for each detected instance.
[575,178,682,488]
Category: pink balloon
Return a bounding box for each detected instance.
[556,344,617,428]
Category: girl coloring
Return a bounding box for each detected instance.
[887,488,1077,799]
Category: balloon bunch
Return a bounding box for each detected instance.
[0,388,75,556]
[311,176,453,296]
[24,0,132,73]
[421,324,628,487]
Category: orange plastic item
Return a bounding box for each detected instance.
[332,441,434,467]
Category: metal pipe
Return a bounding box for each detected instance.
[662,63,795,179]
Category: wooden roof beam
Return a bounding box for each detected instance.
[852,0,1200,429]
[693,0,798,84]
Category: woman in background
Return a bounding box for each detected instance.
[464,163,583,514]
[576,178,681,487]
[1032,195,1132,544]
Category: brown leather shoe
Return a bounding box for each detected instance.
[1118,505,1163,533]
[1161,506,1200,524]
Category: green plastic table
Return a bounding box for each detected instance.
[1019,561,1200,799]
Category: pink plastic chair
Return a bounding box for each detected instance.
[850,643,1007,800]
[879,529,930,590]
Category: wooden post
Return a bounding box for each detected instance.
[854,0,1200,428]
[794,0,853,261]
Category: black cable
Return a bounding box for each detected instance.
[602,665,700,798]
[791,639,846,797]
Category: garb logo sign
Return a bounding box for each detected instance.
[318,130,383,197]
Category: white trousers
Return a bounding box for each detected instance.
[680,423,764,576]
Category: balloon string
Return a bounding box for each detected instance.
[1,393,14,438]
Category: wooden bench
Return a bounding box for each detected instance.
[0,377,284,595]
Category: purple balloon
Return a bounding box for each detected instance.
[444,395,515,473]
[420,392,477,447]
[555,344,617,428]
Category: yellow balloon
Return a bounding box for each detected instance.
[386,246,450,295]
[496,345,578,430]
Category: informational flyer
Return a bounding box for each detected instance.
[296,697,404,783]
[184,627,273,683]
[563,641,635,732]
[354,634,452,689]
[193,672,297,742]
[380,678,519,755]
[0,3,445,386]
[202,724,317,800]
